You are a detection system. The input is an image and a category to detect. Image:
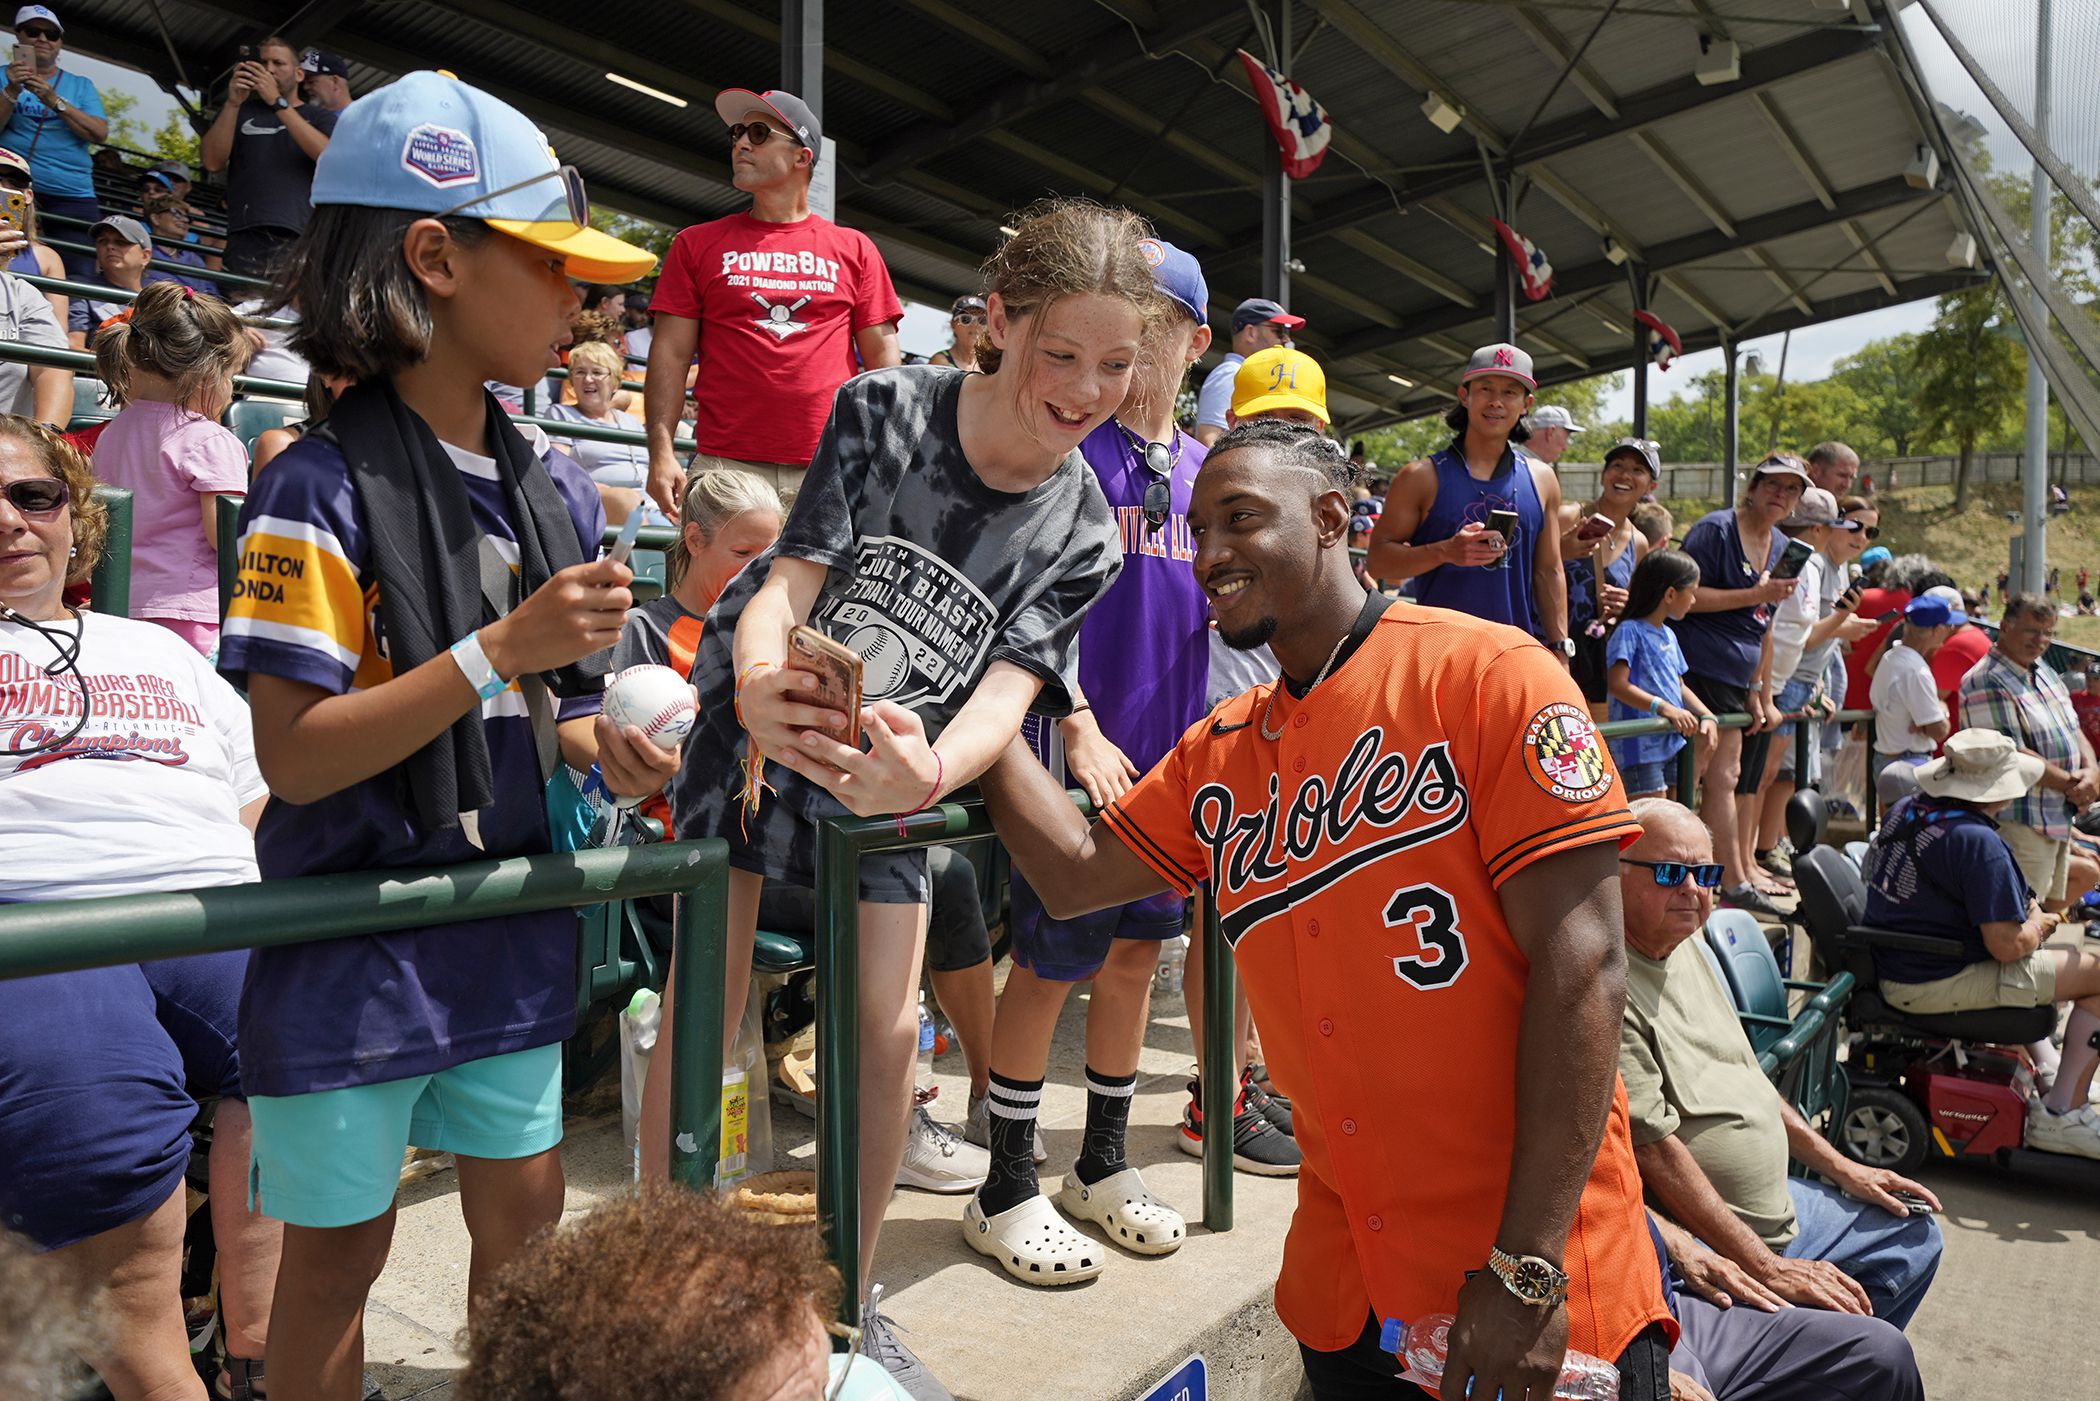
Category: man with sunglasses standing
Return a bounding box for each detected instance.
[1616,798,1944,1334]
[199,32,337,279]
[644,89,901,512]
[0,6,105,278]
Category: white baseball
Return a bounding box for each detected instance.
[605,664,697,748]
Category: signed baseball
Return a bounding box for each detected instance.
[605,665,697,748]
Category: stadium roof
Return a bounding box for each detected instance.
[60,0,1987,432]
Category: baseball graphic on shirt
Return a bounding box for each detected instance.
[604,665,698,747]
[846,623,912,700]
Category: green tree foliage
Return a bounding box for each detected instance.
[1913,282,2026,509]
[590,207,674,269]
[1351,370,1623,477]
[95,89,201,167]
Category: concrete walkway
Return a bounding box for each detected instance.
[359,941,2100,1399]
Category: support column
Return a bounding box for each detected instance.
[1723,341,1741,510]
[1260,0,1291,303]
[1491,174,1516,343]
[1631,274,1650,442]
[2021,0,2053,594]
[781,0,823,118]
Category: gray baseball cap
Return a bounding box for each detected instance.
[1749,453,1814,486]
[1602,436,1660,477]
[90,214,151,249]
[1531,405,1584,432]
[1781,486,1841,529]
[1461,342,1536,390]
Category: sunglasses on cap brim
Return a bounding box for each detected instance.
[434,163,590,228]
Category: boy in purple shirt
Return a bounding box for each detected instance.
[961,240,1224,1284]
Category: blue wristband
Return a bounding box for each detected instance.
[449,632,508,702]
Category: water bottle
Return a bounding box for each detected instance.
[916,991,937,1103]
[1377,1315,1618,1401]
[1156,933,1188,996]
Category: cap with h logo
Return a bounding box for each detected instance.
[1461,342,1537,390]
[1232,346,1329,426]
[309,70,656,283]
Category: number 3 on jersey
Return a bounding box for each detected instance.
[1383,883,1469,989]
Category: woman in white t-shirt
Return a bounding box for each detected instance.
[0,416,280,1399]
[546,339,658,526]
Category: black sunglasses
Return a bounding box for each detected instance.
[0,171,28,191]
[3,477,68,515]
[1857,524,1880,539]
[1138,441,1174,531]
[17,26,59,41]
[1621,859,1724,889]
[728,120,802,149]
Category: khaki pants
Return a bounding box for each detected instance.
[1882,947,2058,1015]
[692,453,807,499]
[1998,820,2071,904]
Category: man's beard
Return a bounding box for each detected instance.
[1220,615,1278,651]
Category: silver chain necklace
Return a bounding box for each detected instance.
[1260,629,1350,741]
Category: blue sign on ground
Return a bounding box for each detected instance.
[1140,1354,1206,1401]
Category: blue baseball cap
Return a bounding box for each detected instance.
[310,70,656,283]
[1859,545,1891,570]
[1905,596,1966,628]
[1139,237,1207,324]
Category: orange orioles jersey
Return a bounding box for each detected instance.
[1102,602,1673,1360]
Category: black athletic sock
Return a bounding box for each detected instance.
[1073,1065,1137,1185]
[976,1070,1043,1216]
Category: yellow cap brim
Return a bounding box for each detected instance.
[485,218,658,283]
[1233,391,1329,427]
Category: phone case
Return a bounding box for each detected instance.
[0,191,23,235]
[1770,540,1815,580]
[787,625,863,750]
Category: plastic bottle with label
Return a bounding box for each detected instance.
[1156,933,1188,996]
[621,979,773,1187]
[1377,1315,1618,1400]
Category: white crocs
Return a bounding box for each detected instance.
[1057,1166,1186,1257]
[962,1192,1105,1287]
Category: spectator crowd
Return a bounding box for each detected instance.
[1,15,2096,1401]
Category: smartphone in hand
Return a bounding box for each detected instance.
[1574,512,1615,544]
[1770,538,1815,581]
[787,625,863,752]
[1485,508,1519,570]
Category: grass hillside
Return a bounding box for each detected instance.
[1661,480,2100,652]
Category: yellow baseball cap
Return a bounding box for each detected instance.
[1231,346,1329,427]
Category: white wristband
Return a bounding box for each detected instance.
[449,630,508,701]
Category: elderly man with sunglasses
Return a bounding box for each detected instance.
[1617,798,1944,1336]
[643,88,901,513]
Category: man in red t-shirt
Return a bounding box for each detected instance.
[643,88,902,511]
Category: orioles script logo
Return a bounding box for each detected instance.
[1190,728,1469,942]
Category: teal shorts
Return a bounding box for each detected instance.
[246,1043,564,1228]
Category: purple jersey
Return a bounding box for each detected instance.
[1071,421,1210,771]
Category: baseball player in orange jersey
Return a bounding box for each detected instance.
[965,422,1677,1399]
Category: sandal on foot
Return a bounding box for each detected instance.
[1057,1166,1185,1257]
[214,1357,264,1401]
[963,1192,1104,1287]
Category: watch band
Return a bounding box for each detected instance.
[1487,1246,1569,1307]
[449,630,508,702]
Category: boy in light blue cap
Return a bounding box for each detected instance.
[219,71,669,1401]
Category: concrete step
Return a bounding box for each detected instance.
[362,982,1314,1400]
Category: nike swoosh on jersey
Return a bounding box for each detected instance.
[1211,718,1251,735]
[240,119,283,136]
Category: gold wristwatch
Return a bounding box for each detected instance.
[1486,1246,1569,1307]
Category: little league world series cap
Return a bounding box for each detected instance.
[1233,346,1329,426]
[309,71,656,283]
[90,214,150,249]
[1460,342,1536,390]
[1141,237,1208,324]
[13,6,60,33]
[713,87,822,162]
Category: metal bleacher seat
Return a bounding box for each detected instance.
[68,376,113,430]
[226,398,300,455]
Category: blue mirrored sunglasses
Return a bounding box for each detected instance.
[1620,859,1723,888]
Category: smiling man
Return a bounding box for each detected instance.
[643,88,902,512]
[1366,342,1569,653]
[976,420,1674,1401]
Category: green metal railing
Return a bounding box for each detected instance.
[38,209,258,287]
[86,485,130,615]
[1596,707,1873,809]
[0,841,734,1188]
[812,800,1239,1319]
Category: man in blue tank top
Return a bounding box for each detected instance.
[1365,343,1570,659]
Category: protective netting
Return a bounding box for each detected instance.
[1895,0,2100,451]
